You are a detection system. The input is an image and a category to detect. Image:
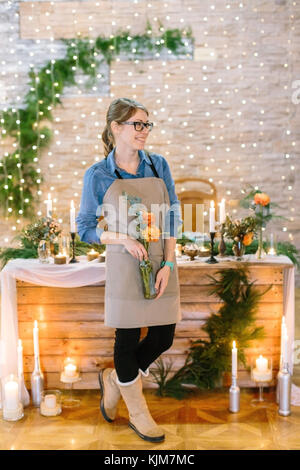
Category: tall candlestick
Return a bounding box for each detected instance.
[232,340,237,377]
[46,193,52,218]
[70,200,76,233]
[209,201,215,233]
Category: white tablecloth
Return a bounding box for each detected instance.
[0,254,297,407]
[0,256,106,407]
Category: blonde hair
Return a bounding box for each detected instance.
[102,98,149,158]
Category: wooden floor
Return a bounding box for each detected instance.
[1,386,300,450]
[1,286,299,451]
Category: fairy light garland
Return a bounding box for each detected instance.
[0,1,298,249]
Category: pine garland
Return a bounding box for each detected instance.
[150,264,268,399]
[0,20,193,219]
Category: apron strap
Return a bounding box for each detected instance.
[114,153,160,179]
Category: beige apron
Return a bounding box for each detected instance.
[102,176,182,328]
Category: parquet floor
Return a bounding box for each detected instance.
[1,387,300,450]
[1,288,299,451]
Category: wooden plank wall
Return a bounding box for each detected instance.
[17,264,284,390]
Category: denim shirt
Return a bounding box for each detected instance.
[76,147,183,244]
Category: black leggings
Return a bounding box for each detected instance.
[114,323,176,383]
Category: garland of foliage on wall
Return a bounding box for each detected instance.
[150,265,269,399]
[0,20,193,220]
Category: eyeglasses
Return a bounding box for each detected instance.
[121,121,154,132]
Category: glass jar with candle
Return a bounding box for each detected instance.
[60,358,81,408]
[61,357,79,382]
[58,235,70,260]
[251,356,273,406]
[2,374,24,421]
[38,240,51,264]
[40,390,62,416]
[266,233,277,256]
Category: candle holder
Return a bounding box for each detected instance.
[251,356,273,407]
[69,232,79,263]
[278,362,291,416]
[40,390,62,417]
[205,232,219,264]
[229,374,240,413]
[218,224,226,257]
[2,374,24,421]
[60,358,81,408]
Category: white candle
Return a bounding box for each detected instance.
[232,340,237,377]
[46,193,52,218]
[33,320,39,358]
[5,377,19,410]
[219,198,226,225]
[70,200,76,233]
[17,339,23,377]
[209,200,215,233]
[256,355,268,372]
[64,363,77,378]
[44,394,57,409]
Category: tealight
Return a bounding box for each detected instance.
[54,253,67,264]
[87,249,99,261]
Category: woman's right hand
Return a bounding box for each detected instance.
[123,238,148,261]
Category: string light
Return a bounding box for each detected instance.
[0,2,298,248]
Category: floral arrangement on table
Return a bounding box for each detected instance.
[123,190,161,299]
[23,217,62,247]
[239,186,284,259]
[223,215,258,259]
[0,217,105,268]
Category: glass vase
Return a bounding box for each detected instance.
[38,240,51,263]
[256,225,266,259]
[232,240,245,261]
[139,259,157,299]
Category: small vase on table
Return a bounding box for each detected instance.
[256,225,266,259]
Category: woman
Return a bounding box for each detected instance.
[76,97,182,443]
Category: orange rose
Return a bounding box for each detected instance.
[259,193,270,206]
[254,192,270,206]
[243,232,254,246]
[141,211,156,226]
[140,225,160,242]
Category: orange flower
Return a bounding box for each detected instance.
[141,211,156,226]
[243,232,254,246]
[140,225,160,242]
[254,192,270,206]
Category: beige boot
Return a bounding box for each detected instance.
[117,373,165,443]
[98,368,121,422]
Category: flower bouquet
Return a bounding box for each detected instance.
[123,191,161,299]
[223,215,257,260]
[137,210,161,299]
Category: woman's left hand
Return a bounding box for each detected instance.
[154,266,171,300]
